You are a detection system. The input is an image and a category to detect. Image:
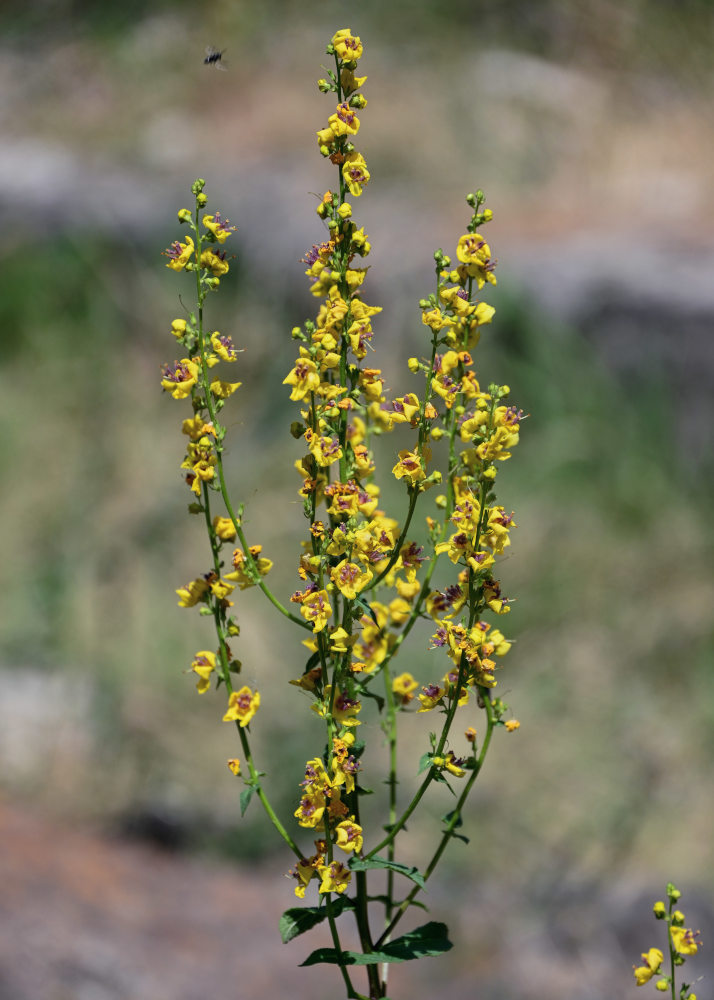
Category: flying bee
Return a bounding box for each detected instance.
[204,46,226,70]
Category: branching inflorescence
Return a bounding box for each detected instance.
[161,27,525,1000]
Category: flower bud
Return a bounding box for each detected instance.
[653,901,666,919]
[407,357,420,373]
[196,193,208,207]
[191,178,206,194]
[337,202,352,219]
[482,208,493,221]
[434,494,447,509]
[466,193,476,207]
[317,78,331,92]
[655,980,668,992]
[430,427,445,441]
[177,208,192,223]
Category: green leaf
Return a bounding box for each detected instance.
[441,808,462,829]
[300,921,452,966]
[349,855,425,889]
[417,752,433,775]
[353,596,380,628]
[239,786,255,817]
[279,896,355,944]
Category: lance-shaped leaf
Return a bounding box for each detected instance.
[279,896,355,944]
[349,855,425,889]
[300,921,452,966]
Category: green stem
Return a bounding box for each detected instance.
[667,902,677,1000]
[374,693,496,949]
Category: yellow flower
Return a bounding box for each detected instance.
[302,757,333,795]
[226,758,241,776]
[300,588,333,632]
[210,378,242,399]
[283,356,321,400]
[340,67,367,94]
[417,684,445,713]
[210,331,239,362]
[670,926,699,955]
[318,859,352,894]
[432,751,466,777]
[202,212,236,243]
[633,948,663,985]
[176,577,210,607]
[294,790,326,829]
[334,817,363,854]
[332,28,363,62]
[342,152,370,197]
[200,248,230,276]
[305,428,343,467]
[191,650,216,694]
[393,672,419,705]
[392,450,426,484]
[504,719,520,732]
[164,235,194,271]
[182,414,215,440]
[171,318,187,338]
[316,126,336,151]
[212,515,237,541]
[313,686,362,728]
[161,358,199,399]
[330,559,373,600]
[222,685,260,726]
[210,578,235,601]
[328,102,360,137]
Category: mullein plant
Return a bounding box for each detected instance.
[161,27,524,1000]
[633,884,702,999]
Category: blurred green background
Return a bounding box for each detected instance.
[1,2,713,998]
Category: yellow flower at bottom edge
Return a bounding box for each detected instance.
[226,758,241,776]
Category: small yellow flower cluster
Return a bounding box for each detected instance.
[162,181,270,725]
[633,884,700,997]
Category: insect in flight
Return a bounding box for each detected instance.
[204,46,227,70]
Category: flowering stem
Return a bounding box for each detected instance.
[191,205,310,633]
[199,483,304,860]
